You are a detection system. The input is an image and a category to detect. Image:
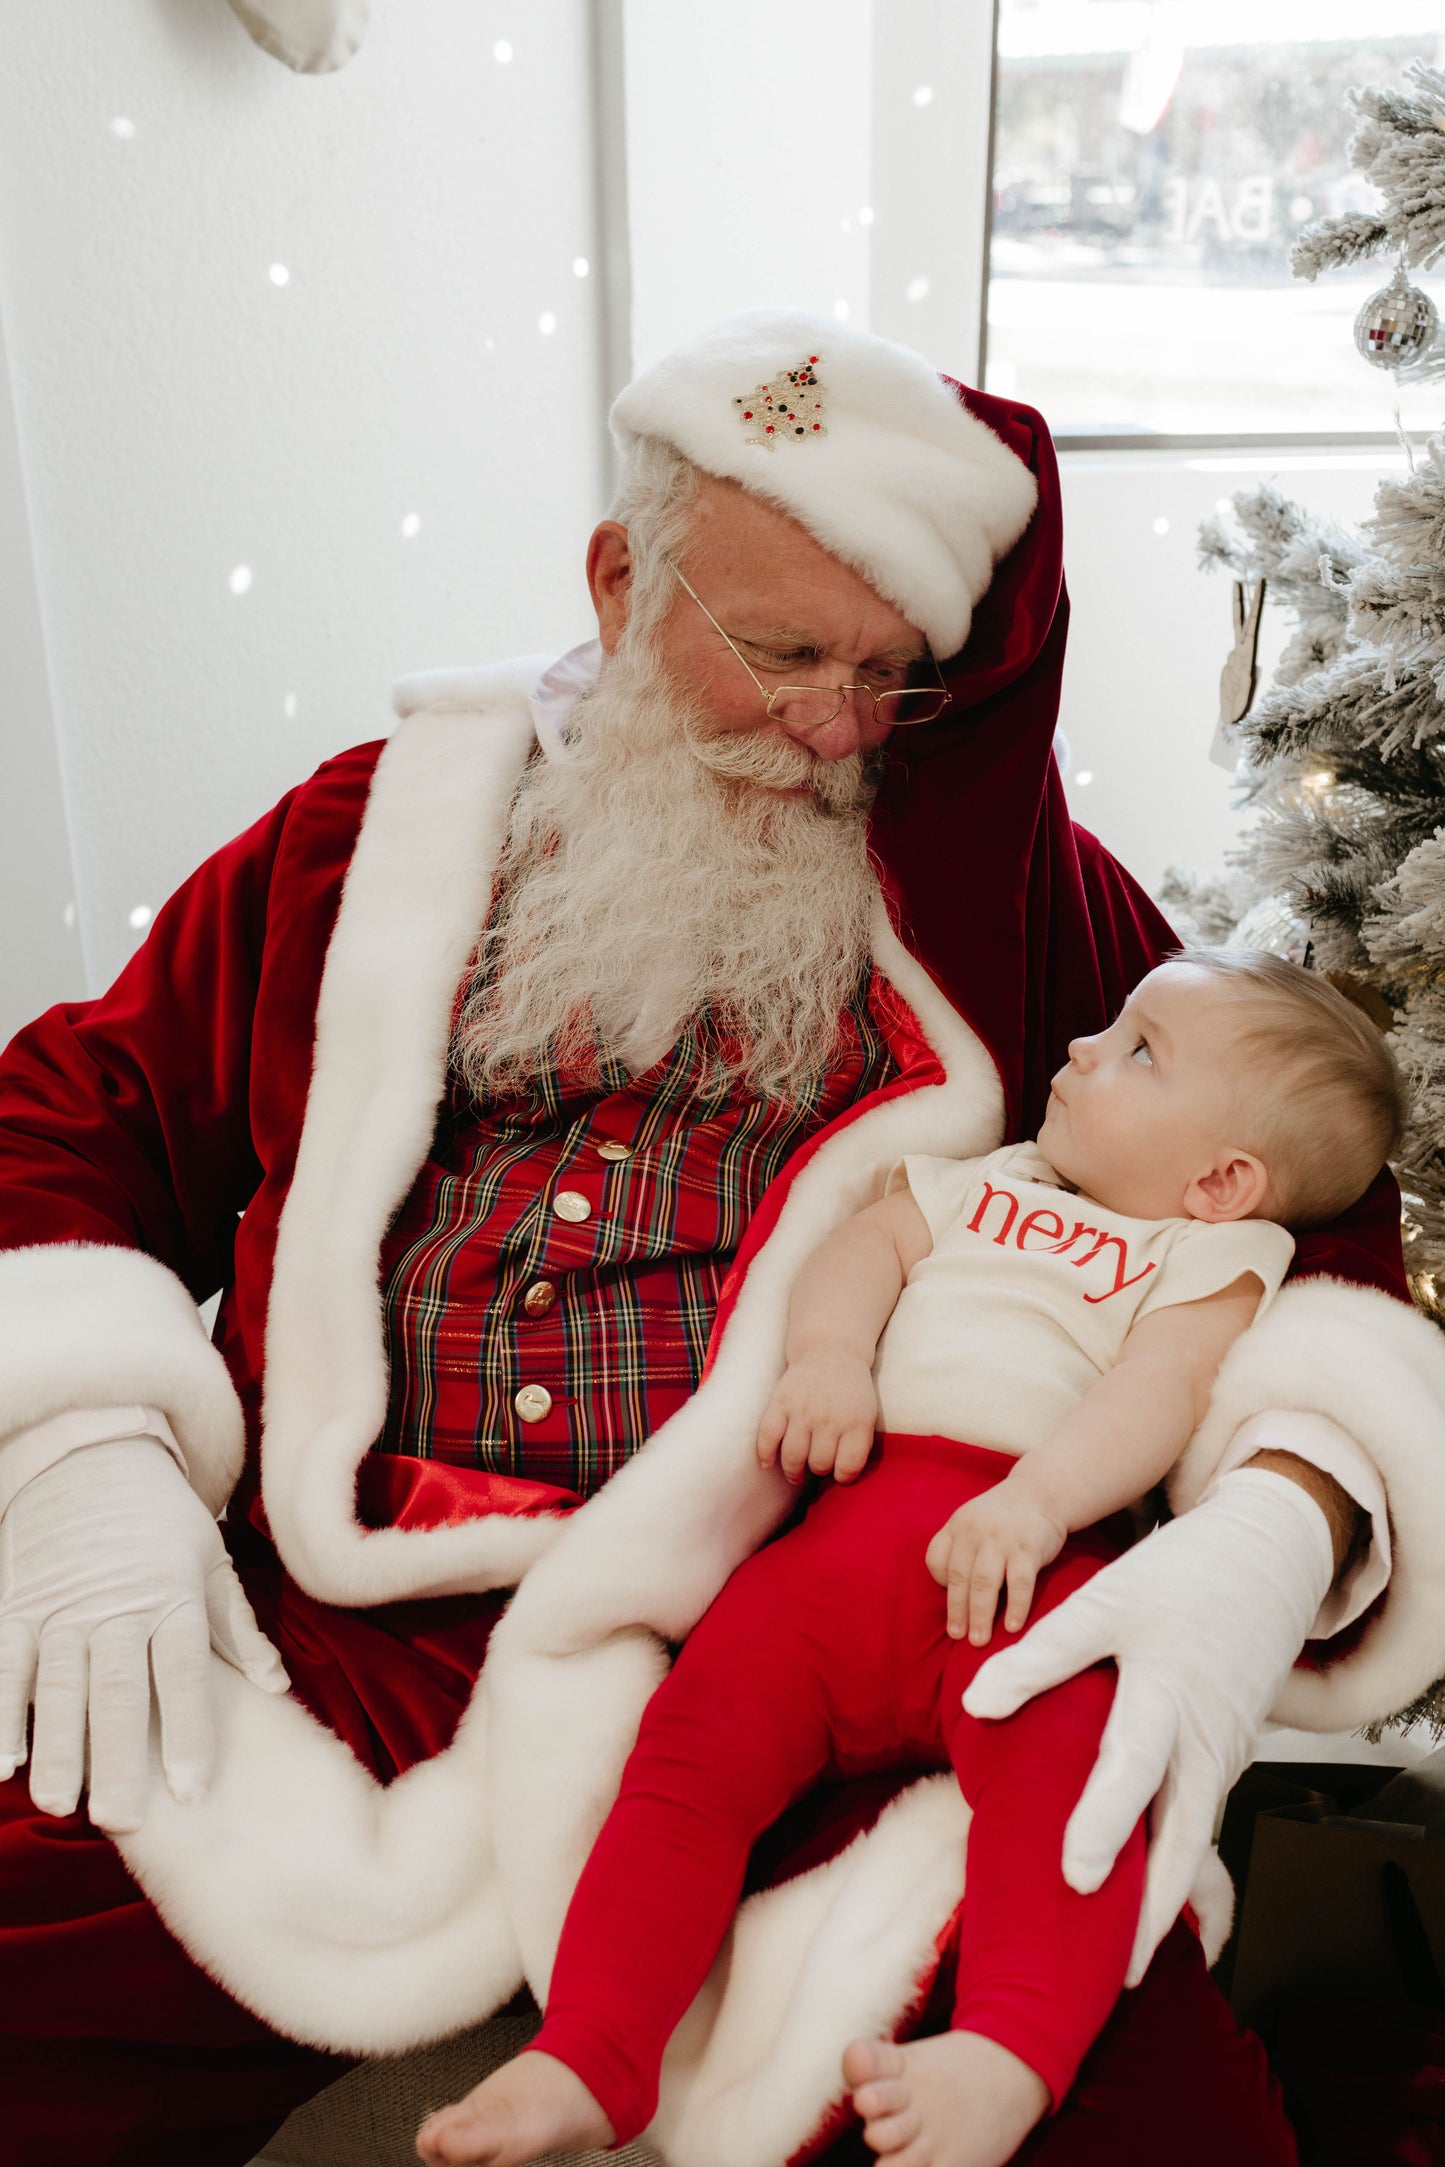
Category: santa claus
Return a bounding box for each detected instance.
[1,312,1442,2167]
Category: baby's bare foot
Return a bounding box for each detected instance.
[414,2048,615,2166]
[842,2031,1050,2167]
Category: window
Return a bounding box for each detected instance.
[987,2,1445,440]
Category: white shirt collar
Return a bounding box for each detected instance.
[529,640,603,762]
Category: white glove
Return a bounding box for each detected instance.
[0,1435,288,1832]
[962,1468,1336,1987]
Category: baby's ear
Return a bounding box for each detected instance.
[1184,1150,1270,1223]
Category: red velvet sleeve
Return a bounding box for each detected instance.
[0,749,373,1305]
[1071,824,1411,1307]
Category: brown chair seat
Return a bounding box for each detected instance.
[252,1994,659,2167]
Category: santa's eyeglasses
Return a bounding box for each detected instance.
[666,561,952,729]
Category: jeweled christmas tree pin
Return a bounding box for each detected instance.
[733,357,827,448]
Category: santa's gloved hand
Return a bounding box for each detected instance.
[0,1435,288,1832]
[963,1467,1336,1987]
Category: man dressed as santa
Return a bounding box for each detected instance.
[1,312,1442,2167]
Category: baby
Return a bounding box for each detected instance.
[418,949,1405,2167]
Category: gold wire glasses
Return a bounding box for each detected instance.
[668,561,952,729]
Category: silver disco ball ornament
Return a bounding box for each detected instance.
[1354,262,1440,371]
[1227,894,1311,965]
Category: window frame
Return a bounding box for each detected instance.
[980,1,1420,455]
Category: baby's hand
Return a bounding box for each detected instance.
[756,1354,877,1486]
[925,1483,1068,1646]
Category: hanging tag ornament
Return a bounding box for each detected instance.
[1210,577,1266,772]
[1354,261,1439,371]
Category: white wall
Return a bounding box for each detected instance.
[623,0,996,389]
[623,0,875,373]
[0,298,85,1040]
[0,1,609,1006]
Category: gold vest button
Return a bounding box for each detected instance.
[553,1189,592,1223]
[596,1139,633,1162]
[513,1384,553,1424]
[522,1279,557,1318]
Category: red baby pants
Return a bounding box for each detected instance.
[535,1435,1148,2143]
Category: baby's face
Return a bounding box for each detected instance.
[1037,963,1263,1221]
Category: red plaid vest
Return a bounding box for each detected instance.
[377,986,896,1497]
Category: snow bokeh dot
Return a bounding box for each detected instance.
[401,513,422,539]
[538,311,557,337]
[229,565,253,596]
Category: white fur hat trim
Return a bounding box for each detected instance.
[610,310,1040,657]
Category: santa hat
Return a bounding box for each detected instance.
[609,309,1039,659]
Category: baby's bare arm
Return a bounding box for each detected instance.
[784,1189,933,1367]
[757,1189,932,1483]
[1008,1272,1265,1530]
[929,1273,1265,1644]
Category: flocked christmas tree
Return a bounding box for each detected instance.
[1165,61,1445,1733]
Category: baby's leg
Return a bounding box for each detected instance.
[941,1606,1144,2108]
[847,1538,1145,2167]
[420,1532,840,2164]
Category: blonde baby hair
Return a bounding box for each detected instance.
[1169,946,1407,1230]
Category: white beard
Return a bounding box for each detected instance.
[452,640,883,1103]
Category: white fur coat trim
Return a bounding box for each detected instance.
[1168,1274,1445,1731]
[0,1241,243,1516]
[259,659,568,1608]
